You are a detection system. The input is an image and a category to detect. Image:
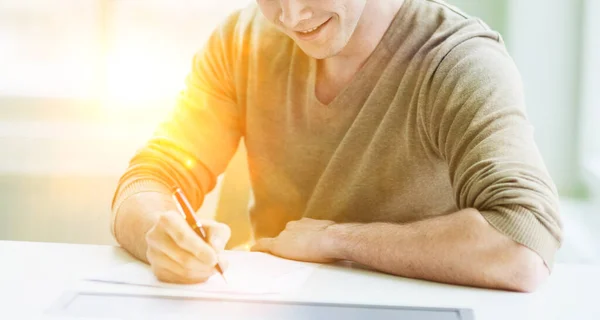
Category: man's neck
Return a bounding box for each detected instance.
[319,0,406,81]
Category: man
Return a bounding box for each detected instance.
[112,0,562,292]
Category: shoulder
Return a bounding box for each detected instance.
[389,0,505,67]
[416,0,500,37]
[386,0,512,89]
[431,37,524,109]
[389,1,524,117]
[414,0,514,81]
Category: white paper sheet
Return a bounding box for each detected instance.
[88,251,319,295]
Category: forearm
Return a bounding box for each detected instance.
[113,191,177,263]
[325,208,548,292]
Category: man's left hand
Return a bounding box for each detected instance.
[251,218,338,263]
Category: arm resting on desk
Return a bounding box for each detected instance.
[327,209,549,292]
[253,209,550,293]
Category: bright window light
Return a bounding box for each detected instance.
[0,0,251,108]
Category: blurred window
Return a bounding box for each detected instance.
[103,0,249,106]
[0,0,250,103]
[0,0,100,98]
[581,0,600,165]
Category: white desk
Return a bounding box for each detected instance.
[0,241,597,320]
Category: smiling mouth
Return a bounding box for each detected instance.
[294,18,332,36]
[300,26,320,34]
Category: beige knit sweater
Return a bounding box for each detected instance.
[113,0,563,267]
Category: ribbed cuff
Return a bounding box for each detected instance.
[111,179,172,238]
[480,205,561,270]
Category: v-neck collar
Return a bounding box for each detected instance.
[308,0,418,108]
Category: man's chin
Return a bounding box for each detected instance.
[299,44,344,60]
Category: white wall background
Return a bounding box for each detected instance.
[580,0,600,201]
[506,0,584,196]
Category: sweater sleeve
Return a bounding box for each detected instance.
[111,11,244,234]
[425,37,563,268]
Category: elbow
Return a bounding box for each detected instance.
[466,209,552,292]
[497,245,550,293]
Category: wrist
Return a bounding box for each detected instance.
[322,223,362,261]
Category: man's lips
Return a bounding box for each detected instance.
[292,17,332,39]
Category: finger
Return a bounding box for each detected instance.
[147,245,187,275]
[153,267,187,284]
[148,246,214,282]
[153,264,213,285]
[217,252,230,272]
[147,245,214,282]
[148,232,214,274]
[201,220,231,251]
[251,238,275,253]
[159,212,218,266]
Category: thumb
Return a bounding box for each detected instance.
[251,238,274,253]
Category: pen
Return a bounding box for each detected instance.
[171,187,228,282]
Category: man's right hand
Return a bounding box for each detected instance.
[145,210,231,284]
